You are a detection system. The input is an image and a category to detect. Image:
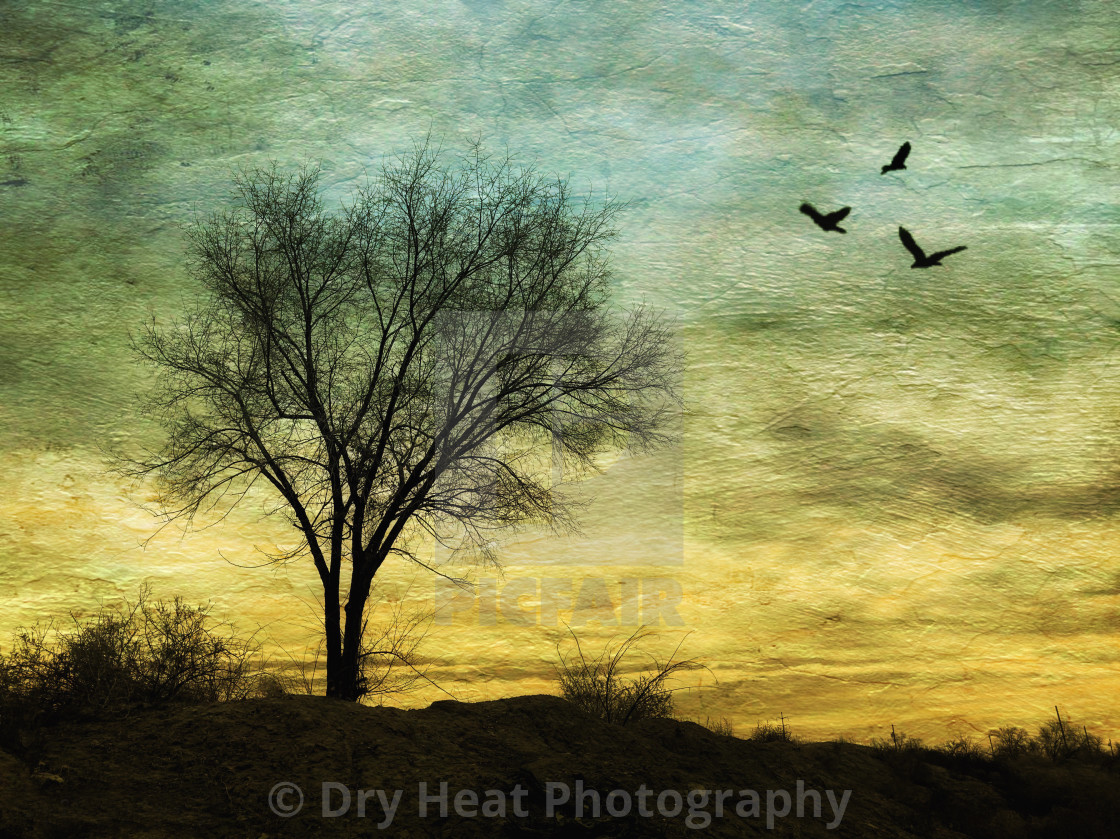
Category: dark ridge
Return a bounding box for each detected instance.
[1,694,1116,838]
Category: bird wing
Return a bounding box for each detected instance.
[799,203,823,223]
[891,142,911,168]
[898,227,925,260]
[825,206,851,225]
[929,245,967,261]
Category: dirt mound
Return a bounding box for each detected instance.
[1,694,1116,837]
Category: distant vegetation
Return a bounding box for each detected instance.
[870,711,1116,766]
[854,715,1119,838]
[549,625,1118,785]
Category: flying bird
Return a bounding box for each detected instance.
[800,202,851,233]
[898,226,967,268]
[880,141,911,174]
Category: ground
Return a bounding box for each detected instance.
[0,694,1116,838]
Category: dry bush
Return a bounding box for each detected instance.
[940,735,986,760]
[871,725,925,753]
[0,585,262,742]
[252,672,295,699]
[983,711,1110,764]
[1036,712,1106,762]
[749,717,795,743]
[988,726,1034,759]
[555,627,705,726]
[699,716,735,737]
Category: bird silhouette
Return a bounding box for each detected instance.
[800,202,851,233]
[881,141,911,174]
[898,226,967,268]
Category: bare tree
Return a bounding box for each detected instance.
[119,138,681,700]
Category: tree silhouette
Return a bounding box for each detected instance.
[120,139,681,701]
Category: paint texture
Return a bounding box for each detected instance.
[1,0,1118,742]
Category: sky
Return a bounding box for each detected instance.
[1,0,1119,743]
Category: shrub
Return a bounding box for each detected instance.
[0,586,262,741]
[980,711,1111,765]
[749,717,795,743]
[871,725,924,753]
[940,735,986,760]
[555,627,704,726]
[989,726,1034,759]
[1036,711,1106,762]
[253,672,295,699]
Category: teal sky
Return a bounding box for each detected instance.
[1,0,1118,741]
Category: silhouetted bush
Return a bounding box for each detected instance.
[1035,713,1105,762]
[977,711,1113,767]
[698,716,735,737]
[989,725,1034,760]
[749,718,795,743]
[554,628,704,726]
[0,587,264,746]
[940,735,986,760]
[871,725,925,754]
[253,672,295,699]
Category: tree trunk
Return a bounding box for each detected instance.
[323,588,346,698]
[323,588,371,701]
[326,552,384,700]
[339,594,368,701]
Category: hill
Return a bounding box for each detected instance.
[1,694,1116,838]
